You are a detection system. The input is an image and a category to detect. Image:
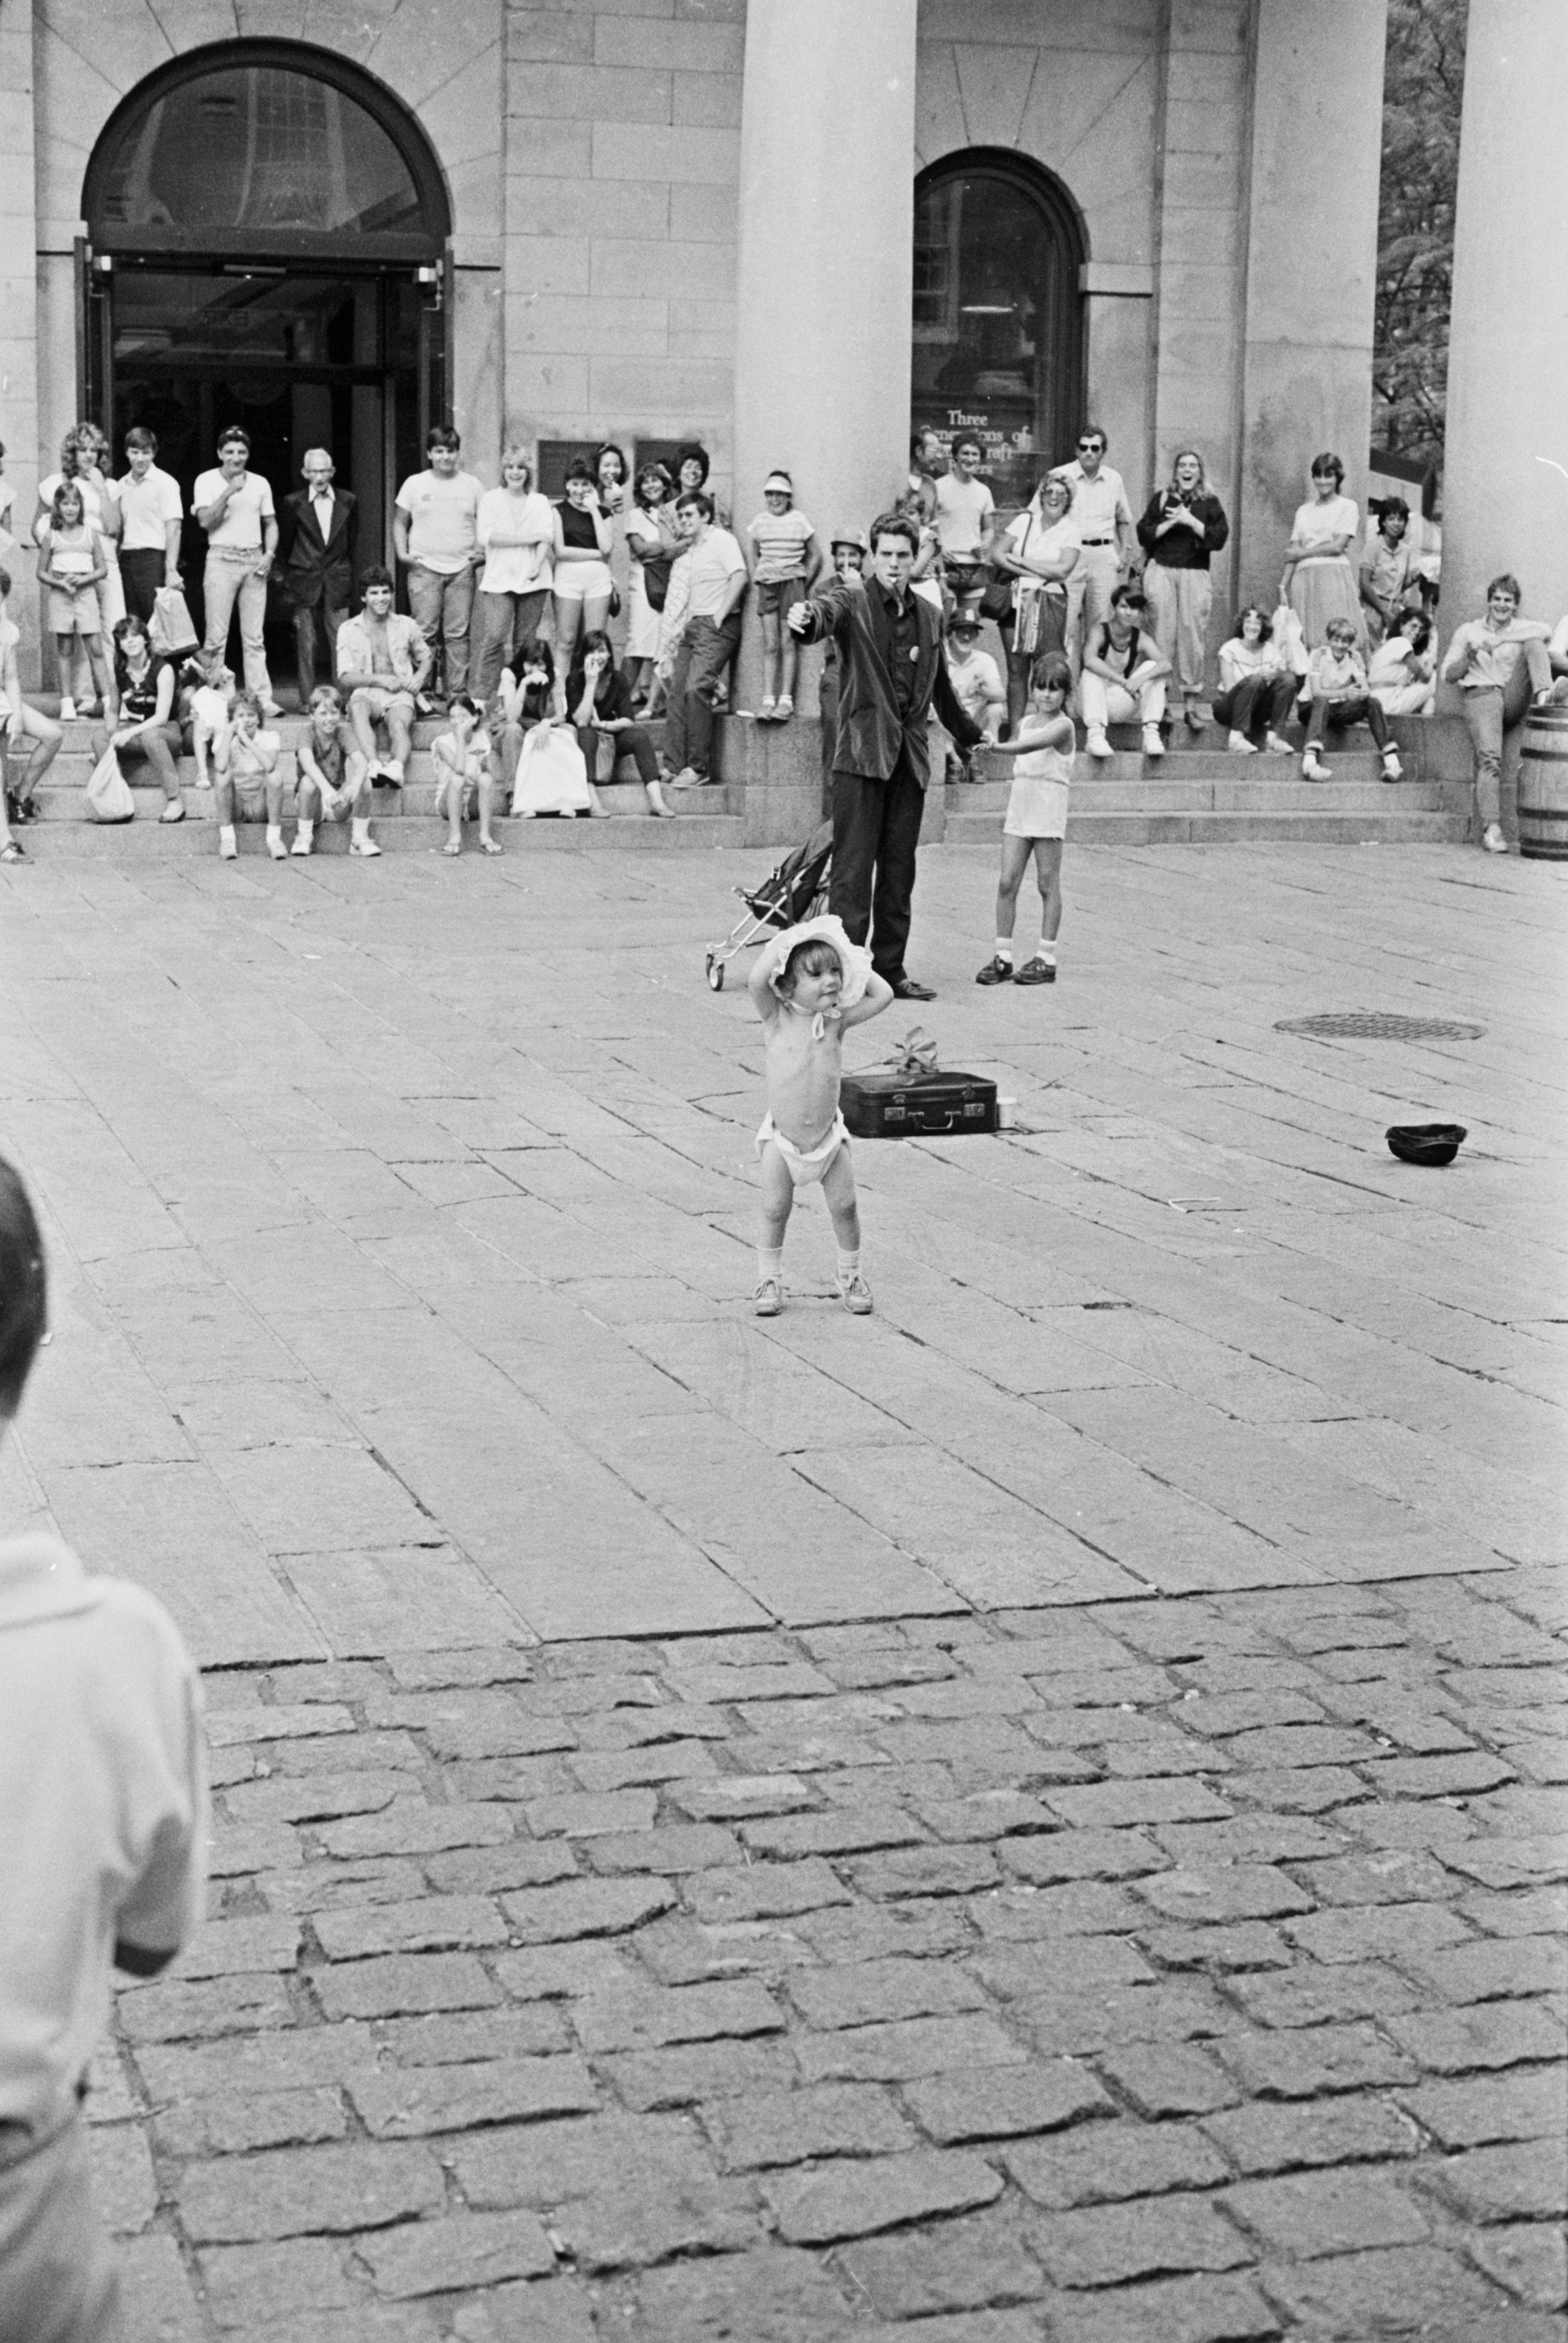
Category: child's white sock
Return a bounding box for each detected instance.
[295,819,314,848]
[266,823,283,849]
[351,817,372,845]
[218,823,237,858]
[757,1246,784,1284]
[1040,941,1057,966]
[836,1247,861,1290]
[995,938,1013,963]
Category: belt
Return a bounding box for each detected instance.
[1080,538,1114,547]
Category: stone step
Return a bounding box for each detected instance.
[949,776,1468,816]
[22,768,740,822]
[10,807,744,857]
[945,807,1470,847]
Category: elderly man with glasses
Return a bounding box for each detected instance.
[1049,427,1134,666]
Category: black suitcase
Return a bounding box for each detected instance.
[841,1066,999,1140]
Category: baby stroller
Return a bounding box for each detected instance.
[703,818,832,990]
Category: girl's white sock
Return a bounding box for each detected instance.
[1040,941,1057,964]
[836,1248,860,1289]
[757,1246,784,1282]
[995,938,1013,961]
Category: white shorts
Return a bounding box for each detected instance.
[553,560,614,603]
[756,1111,850,1188]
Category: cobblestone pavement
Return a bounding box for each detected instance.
[1,838,1564,2337]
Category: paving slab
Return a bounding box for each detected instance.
[2,839,1564,2339]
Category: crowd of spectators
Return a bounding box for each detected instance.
[1,416,1565,862]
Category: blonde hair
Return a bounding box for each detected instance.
[1168,448,1207,492]
[499,445,532,487]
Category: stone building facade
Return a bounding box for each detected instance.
[2,0,1399,680]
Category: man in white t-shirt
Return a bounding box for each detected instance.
[393,426,484,706]
[115,428,183,625]
[1050,424,1135,657]
[657,492,748,787]
[193,428,279,712]
[0,1157,206,2342]
[932,434,997,620]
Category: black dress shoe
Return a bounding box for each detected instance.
[890,977,937,1001]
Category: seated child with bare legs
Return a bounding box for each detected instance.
[293,684,379,857]
[214,689,284,860]
[432,692,501,855]
[749,917,891,1319]
[178,651,235,788]
[976,651,1074,987]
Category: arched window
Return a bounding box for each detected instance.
[85,42,449,260]
[912,152,1085,513]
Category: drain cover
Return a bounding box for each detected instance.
[1275,1011,1485,1041]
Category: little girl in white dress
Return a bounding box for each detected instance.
[975,651,1076,988]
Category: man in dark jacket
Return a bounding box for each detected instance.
[791,512,983,998]
[276,449,357,703]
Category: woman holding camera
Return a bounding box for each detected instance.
[1136,449,1229,735]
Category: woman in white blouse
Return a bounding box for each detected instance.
[1281,453,1363,651]
[34,424,125,715]
[623,461,680,713]
[472,448,554,715]
[994,473,1081,735]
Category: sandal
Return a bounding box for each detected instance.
[1014,956,1056,985]
[480,836,503,855]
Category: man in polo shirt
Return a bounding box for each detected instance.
[394,426,484,709]
[114,428,183,626]
[1050,425,1134,659]
[0,1157,206,2343]
[194,427,279,712]
[658,491,748,789]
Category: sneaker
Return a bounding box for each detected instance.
[1481,822,1509,854]
[348,836,383,857]
[218,832,238,861]
[668,767,706,789]
[839,1273,874,1316]
[58,698,77,723]
[1382,750,1402,782]
[290,831,313,856]
[1227,730,1257,755]
[1302,752,1330,781]
[1085,728,1113,761]
[1015,955,1056,986]
[753,1276,783,1317]
[159,801,186,824]
[776,695,793,720]
[975,955,1014,985]
[1265,732,1292,754]
[381,760,404,787]
[1142,724,1165,758]
[758,697,777,722]
[0,839,25,862]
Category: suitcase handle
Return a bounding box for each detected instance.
[924,1111,956,1132]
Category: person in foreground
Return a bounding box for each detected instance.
[975,652,1075,989]
[749,915,891,1321]
[790,513,983,1000]
[0,1155,206,2343]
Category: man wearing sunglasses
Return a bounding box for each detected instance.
[1050,428,1134,660]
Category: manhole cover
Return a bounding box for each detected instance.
[1275,1011,1485,1041]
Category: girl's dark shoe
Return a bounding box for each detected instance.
[1015,955,1056,985]
[975,955,1013,985]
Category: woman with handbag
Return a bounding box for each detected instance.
[995,475,1081,735]
[550,461,615,684]
[91,614,184,823]
[624,462,679,712]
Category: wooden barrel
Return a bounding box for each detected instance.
[1518,703,1568,860]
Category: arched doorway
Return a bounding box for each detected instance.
[82,41,452,633]
[911,151,1085,516]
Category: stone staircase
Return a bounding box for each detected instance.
[7,707,1474,857]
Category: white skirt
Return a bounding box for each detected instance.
[627,569,661,660]
[511,724,593,816]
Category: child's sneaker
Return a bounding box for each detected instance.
[839,1273,874,1316]
[1227,729,1256,754]
[1301,750,1330,781]
[1142,724,1165,758]
[753,1276,783,1317]
[58,697,77,723]
[1085,727,1113,760]
[1265,731,1292,754]
[1381,747,1402,782]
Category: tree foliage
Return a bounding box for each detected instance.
[1374,0,1466,479]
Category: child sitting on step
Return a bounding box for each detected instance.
[178,651,235,789]
[432,692,501,856]
[1302,620,1402,784]
[749,914,891,1319]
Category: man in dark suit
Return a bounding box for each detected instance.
[276,450,357,704]
[791,511,982,998]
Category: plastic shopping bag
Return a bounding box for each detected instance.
[149,585,200,658]
[85,744,135,824]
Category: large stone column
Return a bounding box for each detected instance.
[732,1,916,697]
[1234,0,1388,611]
[1442,1,1568,638]
[0,2,42,681]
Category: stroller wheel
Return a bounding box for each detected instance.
[706,955,724,991]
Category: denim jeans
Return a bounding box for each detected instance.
[407,565,476,698]
[664,613,741,778]
[203,554,272,700]
[472,588,549,712]
[1460,643,1551,828]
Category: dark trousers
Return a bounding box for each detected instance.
[829,747,925,986]
[1305,692,1389,753]
[576,722,660,790]
[120,550,166,625]
[665,613,741,778]
[292,597,348,703]
[819,665,839,818]
[1213,671,1296,743]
